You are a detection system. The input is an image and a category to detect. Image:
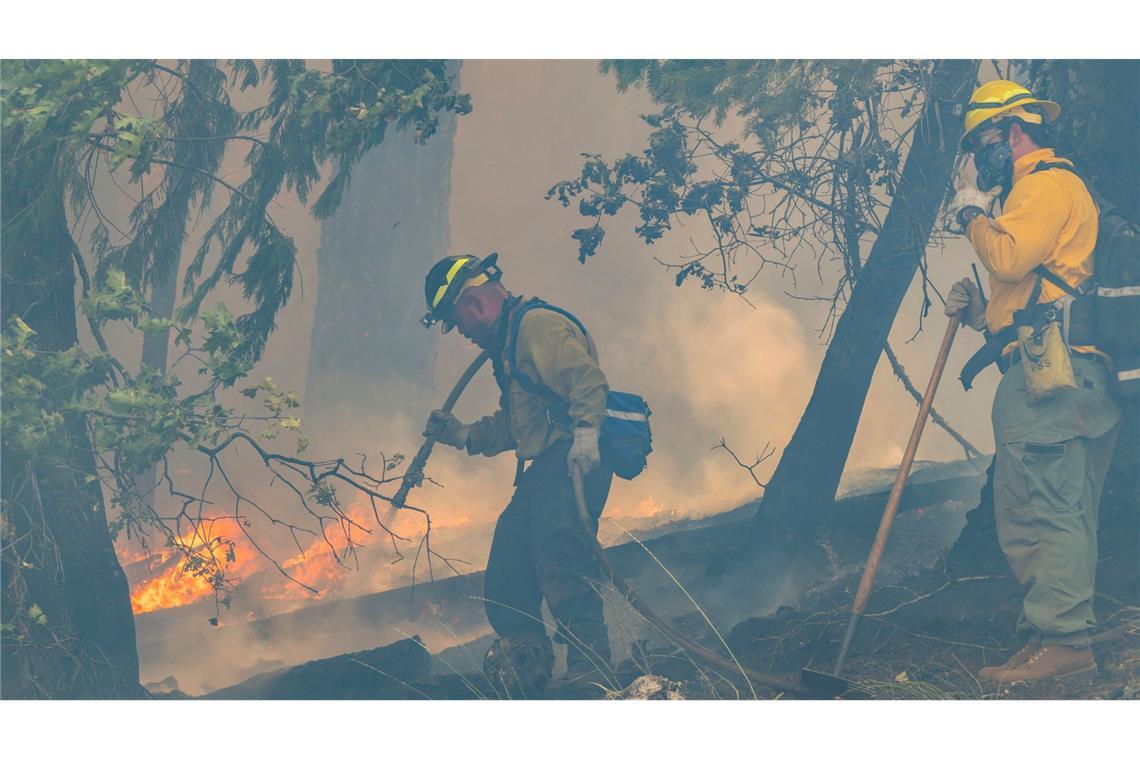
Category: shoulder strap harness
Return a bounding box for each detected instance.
[959,160,1093,389]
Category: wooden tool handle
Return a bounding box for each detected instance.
[851,314,961,615]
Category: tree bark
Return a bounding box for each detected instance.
[304,61,461,437]
[743,60,977,561]
[1,145,142,699]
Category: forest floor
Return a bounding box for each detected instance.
[150,462,1137,701]
[170,570,1137,701]
[171,550,1138,701]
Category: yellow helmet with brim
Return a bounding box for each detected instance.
[961,79,1061,151]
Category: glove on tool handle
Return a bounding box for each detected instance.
[392,350,490,510]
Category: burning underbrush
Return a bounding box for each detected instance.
[126,489,709,694]
[117,497,478,618]
[119,489,695,620]
[598,495,685,544]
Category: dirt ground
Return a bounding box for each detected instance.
[166,569,1137,701]
[167,465,1138,702]
[718,570,1140,701]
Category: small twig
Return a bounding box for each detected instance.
[865,575,1010,618]
[712,438,775,491]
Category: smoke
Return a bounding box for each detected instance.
[121,60,1004,687]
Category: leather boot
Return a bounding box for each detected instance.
[994,644,1096,684]
[483,635,554,696]
[978,640,1039,681]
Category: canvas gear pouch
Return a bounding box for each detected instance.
[1016,321,1077,402]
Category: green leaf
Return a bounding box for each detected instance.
[82,269,145,324]
[27,604,48,626]
[138,317,173,335]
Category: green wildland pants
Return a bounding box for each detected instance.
[992,354,1122,647]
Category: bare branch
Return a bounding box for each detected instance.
[713,437,776,491]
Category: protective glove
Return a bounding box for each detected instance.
[424,409,469,450]
[944,278,987,331]
[946,185,1001,234]
[567,425,601,476]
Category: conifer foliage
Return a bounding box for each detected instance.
[1,60,469,697]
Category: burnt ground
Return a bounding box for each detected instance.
[156,461,1137,701]
[173,569,1137,701]
[719,570,1139,701]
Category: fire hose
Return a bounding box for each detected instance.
[391,350,491,510]
[394,350,841,698]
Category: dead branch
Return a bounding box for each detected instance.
[712,438,775,491]
[882,342,984,462]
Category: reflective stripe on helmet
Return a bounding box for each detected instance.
[431,257,471,309]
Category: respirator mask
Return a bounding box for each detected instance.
[974,125,1013,192]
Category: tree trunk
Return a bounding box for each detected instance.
[304,62,460,439]
[1,147,142,699]
[133,262,180,510]
[740,60,977,566]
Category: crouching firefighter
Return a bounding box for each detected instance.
[946,80,1124,685]
[420,252,651,693]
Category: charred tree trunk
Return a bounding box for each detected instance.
[734,60,977,576]
[140,265,179,372]
[133,259,180,510]
[1,142,142,699]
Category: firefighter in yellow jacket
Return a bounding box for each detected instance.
[420,253,614,692]
[947,81,1122,684]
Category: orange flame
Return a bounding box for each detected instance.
[117,495,460,614]
[610,495,669,520]
[260,504,374,600]
[124,519,256,615]
[130,562,221,615]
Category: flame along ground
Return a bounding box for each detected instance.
[120,502,382,614]
[115,499,467,619]
[122,518,259,614]
[118,494,670,615]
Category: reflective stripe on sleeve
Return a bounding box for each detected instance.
[606,409,648,422]
[1097,285,1140,298]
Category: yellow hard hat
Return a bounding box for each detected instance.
[961,80,1061,150]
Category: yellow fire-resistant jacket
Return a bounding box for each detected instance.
[966,148,1099,353]
[464,297,609,461]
